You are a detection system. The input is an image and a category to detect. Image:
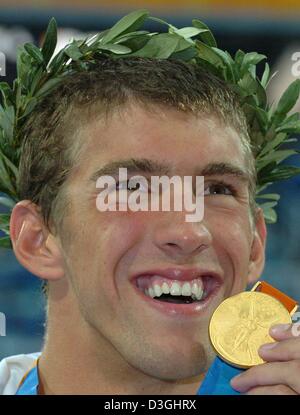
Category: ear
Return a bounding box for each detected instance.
[247,208,267,285]
[9,200,65,281]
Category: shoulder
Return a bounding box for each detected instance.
[0,352,41,395]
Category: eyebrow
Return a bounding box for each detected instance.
[89,158,250,183]
[89,158,169,182]
[200,162,250,182]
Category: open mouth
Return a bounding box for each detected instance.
[134,273,221,308]
[152,294,199,304]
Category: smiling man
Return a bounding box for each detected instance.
[0,56,299,395]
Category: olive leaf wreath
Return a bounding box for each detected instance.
[0,9,300,248]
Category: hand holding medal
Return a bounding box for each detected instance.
[205,281,300,394]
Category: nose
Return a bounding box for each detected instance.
[153,212,212,259]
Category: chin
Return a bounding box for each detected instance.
[129,343,210,381]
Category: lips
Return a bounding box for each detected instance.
[132,267,223,281]
[130,267,223,317]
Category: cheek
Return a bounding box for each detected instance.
[207,211,253,291]
[99,211,148,262]
[61,211,148,325]
[68,211,147,290]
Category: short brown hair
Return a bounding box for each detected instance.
[19,56,256,235]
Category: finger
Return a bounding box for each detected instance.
[246,385,297,395]
[259,337,300,362]
[230,361,300,393]
[270,323,300,341]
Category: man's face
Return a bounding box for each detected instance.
[58,102,264,380]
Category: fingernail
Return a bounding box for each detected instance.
[230,374,243,389]
[230,374,241,385]
[270,324,290,334]
[259,342,277,351]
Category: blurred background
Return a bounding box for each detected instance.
[0,0,299,359]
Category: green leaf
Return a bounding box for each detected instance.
[173,27,208,39]
[0,213,10,226]
[148,16,177,32]
[98,44,132,54]
[28,67,44,96]
[173,36,193,53]
[256,193,280,201]
[194,57,223,77]
[258,132,287,157]
[195,40,224,67]
[273,79,300,122]
[243,103,268,130]
[101,10,149,44]
[64,43,83,61]
[211,47,235,81]
[130,33,179,58]
[0,105,15,144]
[0,147,19,185]
[0,157,16,196]
[256,149,298,170]
[238,73,258,96]
[260,201,278,210]
[115,34,150,53]
[16,45,32,85]
[85,30,111,48]
[35,76,64,99]
[19,97,38,119]
[192,19,217,47]
[261,63,270,88]
[255,79,267,108]
[0,196,15,209]
[48,49,68,75]
[42,17,58,65]
[234,49,245,66]
[114,30,150,44]
[283,112,299,123]
[0,82,13,108]
[24,43,44,65]
[171,46,198,61]
[0,236,12,249]
[262,206,277,224]
[240,52,266,76]
[259,165,300,184]
[276,120,300,134]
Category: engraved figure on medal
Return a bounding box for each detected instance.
[209,292,292,367]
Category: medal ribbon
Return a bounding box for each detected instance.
[197,356,243,395]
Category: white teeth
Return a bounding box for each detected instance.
[197,285,204,300]
[162,282,170,294]
[148,287,155,298]
[191,282,198,296]
[191,282,203,301]
[170,282,182,296]
[181,282,192,296]
[143,278,204,301]
[153,284,162,297]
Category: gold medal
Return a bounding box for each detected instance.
[209,281,298,369]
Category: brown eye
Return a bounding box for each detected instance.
[116,180,148,192]
[128,181,141,191]
[116,181,139,191]
[204,183,235,196]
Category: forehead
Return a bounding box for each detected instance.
[77,103,246,175]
